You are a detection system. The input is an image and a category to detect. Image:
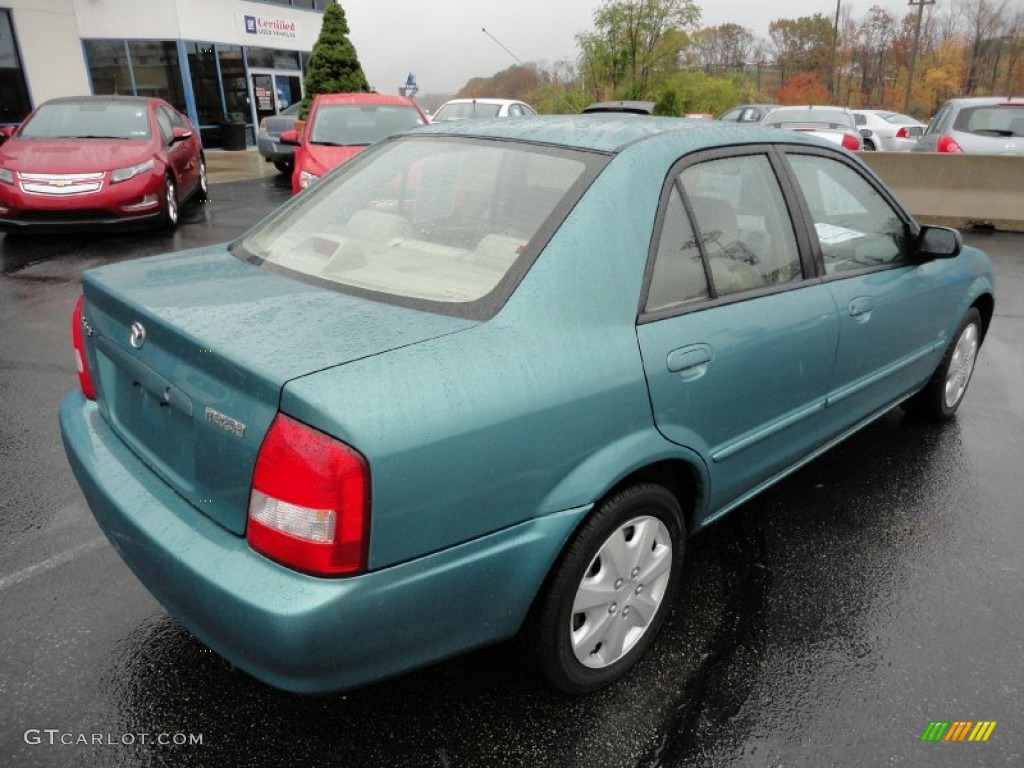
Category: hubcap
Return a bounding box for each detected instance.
[944,322,979,409]
[166,179,177,224]
[570,515,673,669]
[199,161,207,195]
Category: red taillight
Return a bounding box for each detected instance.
[247,414,369,576]
[71,294,96,400]
[936,135,963,153]
[841,132,861,151]
[895,127,909,138]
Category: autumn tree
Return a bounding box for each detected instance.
[299,3,369,119]
[577,0,701,99]
[777,72,829,104]
[768,14,834,89]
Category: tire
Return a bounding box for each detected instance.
[273,159,293,175]
[194,156,208,203]
[863,140,876,151]
[903,308,982,422]
[162,175,179,229]
[526,483,686,694]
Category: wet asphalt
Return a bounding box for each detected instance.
[0,176,1021,768]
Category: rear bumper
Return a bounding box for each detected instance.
[256,134,294,165]
[59,392,586,693]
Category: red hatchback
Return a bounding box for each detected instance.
[0,95,206,232]
[281,93,427,194]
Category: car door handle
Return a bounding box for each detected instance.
[666,344,713,377]
[848,297,873,321]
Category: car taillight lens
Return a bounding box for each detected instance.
[247,414,369,576]
[895,127,909,138]
[841,132,861,151]
[937,135,963,153]
[71,294,96,400]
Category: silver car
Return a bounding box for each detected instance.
[915,97,1024,154]
[763,106,862,151]
[852,110,926,151]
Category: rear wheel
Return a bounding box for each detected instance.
[526,483,685,694]
[273,159,293,175]
[863,139,876,151]
[903,308,982,422]
[162,175,179,229]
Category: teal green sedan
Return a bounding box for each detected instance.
[60,117,995,695]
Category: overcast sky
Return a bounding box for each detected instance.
[341,0,940,94]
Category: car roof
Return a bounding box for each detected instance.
[582,100,656,114]
[439,98,524,106]
[944,96,1024,107]
[42,95,157,107]
[313,92,416,107]
[413,114,827,154]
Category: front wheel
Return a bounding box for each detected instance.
[162,175,179,229]
[903,308,982,422]
[526,483,685,694]
[194,156,208,203]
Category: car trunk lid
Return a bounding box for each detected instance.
[81,245,476,535]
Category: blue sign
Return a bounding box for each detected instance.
[244,15,257,35]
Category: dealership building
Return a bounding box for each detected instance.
[1,0,332,147]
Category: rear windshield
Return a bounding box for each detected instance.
[767,109,854,129]
[953,105,1024,137]
[309,104,425,146]
[236,137,603,317]
[432,102,502,121]
[19,102,151,140]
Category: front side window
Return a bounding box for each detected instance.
[679,154,803,297]
[787,154,907,274]
[309,104,424,146]
[237,138,599,312]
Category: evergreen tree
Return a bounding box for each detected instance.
[299,4,370,119]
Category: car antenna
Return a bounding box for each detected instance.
[481,27,581,114]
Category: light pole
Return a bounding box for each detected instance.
[829,0,841,102]
[904,0,936,114]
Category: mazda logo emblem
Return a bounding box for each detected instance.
[129,321,147,349]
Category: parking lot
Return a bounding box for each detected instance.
[0,168,1021,768]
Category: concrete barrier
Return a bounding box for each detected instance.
[858,152,1024,233]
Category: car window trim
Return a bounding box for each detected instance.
[637,143,817,326]
[772,145,919,282]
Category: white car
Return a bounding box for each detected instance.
[852,110,927,151]
[430,98,536,122]
[764,106,862,151]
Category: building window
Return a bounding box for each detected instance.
[218,45,249,122]
[245,47,301,71]
[0,10,31,122]
[84,40,133,97]
[128,41,186,112]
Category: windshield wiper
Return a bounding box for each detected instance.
[311,140,370,147]
[54,134,127,140]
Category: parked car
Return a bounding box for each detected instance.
[914,96,1024,154]
[279,92,427,193]
[0,95,206,232]
[61,116,994,696]
[430,97,536,122]
[257,102,301,175]
[717,104,780,123]
[851,110,926,151]
[764,106,862,150]
[582,100,655,115]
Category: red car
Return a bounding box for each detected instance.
[281,93,427,194]
[0,95,206,232]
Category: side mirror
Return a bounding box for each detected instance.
[278,129,300,146]
[171,126,193,143]
[917,225,962,259]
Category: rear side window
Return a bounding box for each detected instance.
[953,105,1024,137]
[680,155,803,296]
[645,188,709,312]
[238,138,599,312]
